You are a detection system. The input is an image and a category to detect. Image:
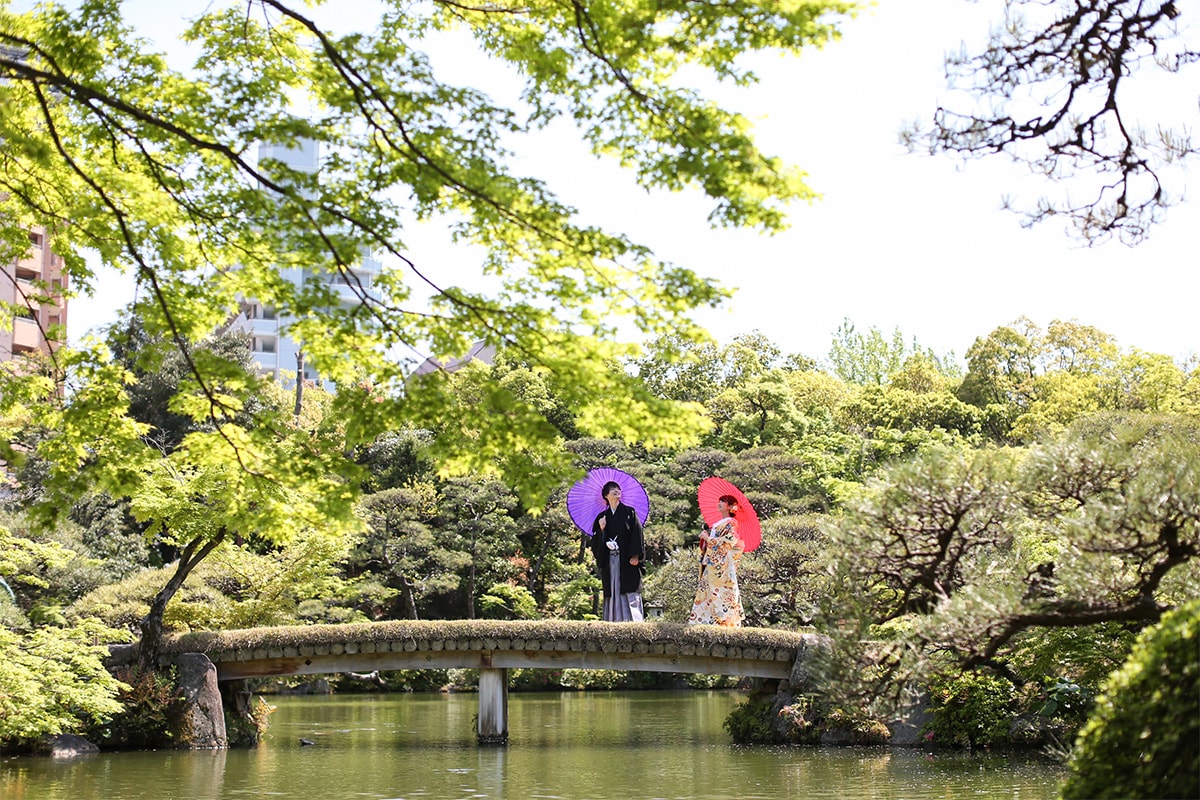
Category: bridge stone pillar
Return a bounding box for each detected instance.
[477,667,509,745]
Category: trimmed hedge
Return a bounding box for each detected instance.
[1061,599,1200,800]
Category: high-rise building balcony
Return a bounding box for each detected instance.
[11,317,41,352]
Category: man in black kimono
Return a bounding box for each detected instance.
[590,480,646,622]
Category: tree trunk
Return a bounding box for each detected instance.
[467,559,476,619]
[294,350,305,417]
[466,525,477,620]
[526,528,550,591]
[138,531,227,672]
[398,573,419,620]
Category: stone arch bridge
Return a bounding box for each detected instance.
[127,619,829,744]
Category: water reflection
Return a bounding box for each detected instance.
[1,691,1065,800]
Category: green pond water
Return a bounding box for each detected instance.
[1,690,1067,799]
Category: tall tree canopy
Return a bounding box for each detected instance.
[0,0,858,669]
[0,0,857,506]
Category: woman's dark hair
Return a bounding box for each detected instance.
[601,481,621,499]
[719,494,739,516]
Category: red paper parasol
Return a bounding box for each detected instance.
[697,477,761,552]
[566,467,650,536]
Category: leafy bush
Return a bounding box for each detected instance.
[558,669,624,690]
[295,598,369,625]
[509,668,565,691]
[0,599,26,629]
[620,671,686,689]
[69,535,358,633]
[69,563,232,632]
[1036,676,1094,724]
[821,706,891,745]
[1061,600,1200,800]
[544,572,602,620]
[447,668,479,690]
[923,671,1015,748]
[724,692,838,745]
[641,550,701,623]
[382,669,450,693]
[84,666,186,750]
[0,619,129,749]
[724,692,890,746]
[226,696,274,748]
[723,695,781,744]
[1009,623,1134,699]
[478,583,538,620]
[685,672,740,689]
[328,669,448,693]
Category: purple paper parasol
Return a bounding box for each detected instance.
[566,467,650,535]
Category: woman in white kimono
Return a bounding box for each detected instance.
[687,494,745,627]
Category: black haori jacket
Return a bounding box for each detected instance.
[590,502,646,596]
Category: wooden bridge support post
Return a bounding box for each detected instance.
[477,667,509,745]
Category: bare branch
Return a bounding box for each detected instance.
[906,0,1198,244]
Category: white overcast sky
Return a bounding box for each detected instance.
[57,0,1199,366]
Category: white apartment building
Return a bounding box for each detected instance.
[225,141,383,391]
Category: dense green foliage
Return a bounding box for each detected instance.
[2,317,1198,757]
[825,411,1200,717]
[0,615,129,746]
[923,672,1015,749]
[0,527,131,747]
[1061,599,1200,800]
[0,0,857,525]
[724,695,793,744]
[82,666,185,751]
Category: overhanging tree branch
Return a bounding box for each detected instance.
[904,0,1197,244]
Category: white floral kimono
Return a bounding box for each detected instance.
[686,516,745,627]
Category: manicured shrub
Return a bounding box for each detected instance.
[1061,600,1200,800]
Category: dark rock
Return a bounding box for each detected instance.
[39,734,99,758]
[886,694,933,747]
[176,653,228,749]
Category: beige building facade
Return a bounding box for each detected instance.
[1,225,69,363]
